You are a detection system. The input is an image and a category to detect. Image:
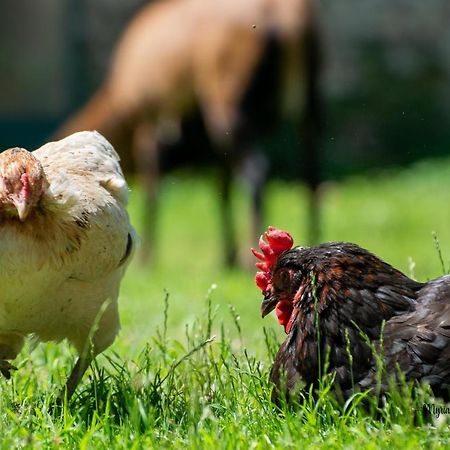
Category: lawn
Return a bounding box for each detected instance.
[2,158,450,448]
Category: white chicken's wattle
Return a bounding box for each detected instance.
[0,131,135,400]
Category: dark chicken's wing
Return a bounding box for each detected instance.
[354,276,450,399]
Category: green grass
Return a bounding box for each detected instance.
[3,158,450,448]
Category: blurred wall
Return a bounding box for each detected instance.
[0,0,66,117]
[0,0,146,149]
[0,0,449,178]
[319,0,450,177]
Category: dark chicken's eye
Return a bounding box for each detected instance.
[275,269,291,290]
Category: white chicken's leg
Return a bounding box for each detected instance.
[59,299,121,402]
[61,356,92,401]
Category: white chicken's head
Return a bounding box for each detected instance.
[0,148,48,221]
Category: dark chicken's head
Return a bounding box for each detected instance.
[253,228,421,336]
[252,226,298,333]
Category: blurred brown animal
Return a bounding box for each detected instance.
[57,0,322,266]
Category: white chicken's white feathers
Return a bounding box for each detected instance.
[0,131,134,358]
[36,131,129,213]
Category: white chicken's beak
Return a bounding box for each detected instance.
[13,198,30,222]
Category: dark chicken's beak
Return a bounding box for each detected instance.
[261,293,278,318]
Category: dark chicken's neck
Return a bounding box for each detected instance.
[286,253,423,335]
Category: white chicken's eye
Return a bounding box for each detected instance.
[1,178,11,193]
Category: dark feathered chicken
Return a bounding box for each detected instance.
[253,227,450,402]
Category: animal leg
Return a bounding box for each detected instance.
[219,161,237,267]
[301,22,322,245]
[133,119,159,264]
[240,150,268,247]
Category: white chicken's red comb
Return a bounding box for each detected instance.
[252,226,293,292]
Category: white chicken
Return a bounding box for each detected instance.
[0,131,135,401]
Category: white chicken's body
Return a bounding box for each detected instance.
[0,131,134,396]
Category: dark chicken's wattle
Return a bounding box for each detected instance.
[275,300,294,333]
[253,227,450,403]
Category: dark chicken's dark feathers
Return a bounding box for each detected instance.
[262,242,450,403]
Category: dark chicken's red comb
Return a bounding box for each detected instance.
[252,226,294,292]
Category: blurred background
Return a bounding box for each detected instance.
[1,0,449,176]
[1,0,450,347]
